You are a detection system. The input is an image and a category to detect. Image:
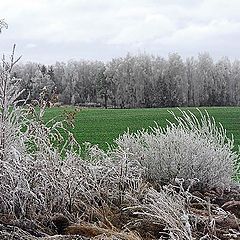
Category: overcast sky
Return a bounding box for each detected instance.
[1,0,240,64]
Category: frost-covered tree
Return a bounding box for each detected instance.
[231,60,240,105]
[213,57,231,106]
[0,19,7,33]
[9,51,240,108]
[164,53,186,107]
[196,53,215,106]
[185,57,197,106]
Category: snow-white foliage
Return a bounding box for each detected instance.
[14,52,240,108]
[115,109,238,187]
[0,46,27,162]
[127,187,193,240]
[0,51,144,219]
[1,46,239,240]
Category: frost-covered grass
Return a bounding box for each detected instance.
[1,48,240,239]
[44,106,240,151]
[115,109,238,186]
[44,106,240,184]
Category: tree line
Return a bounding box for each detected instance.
[13,52,240,108]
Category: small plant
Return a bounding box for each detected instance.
[115,109,238,187]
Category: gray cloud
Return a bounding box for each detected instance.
[1,0,240,63]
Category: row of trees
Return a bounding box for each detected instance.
[13,53,240,108]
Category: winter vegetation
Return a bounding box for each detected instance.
[2,24,240,240]
[43,106,240,151]
[13,52,240,109]
[1,47,240,239]
[116,109,237,187]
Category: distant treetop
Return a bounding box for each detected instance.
[0,19,8,33]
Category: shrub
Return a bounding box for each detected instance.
[115,109,238,187]
[0,47,145,232]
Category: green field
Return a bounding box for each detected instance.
[44,107,240,151]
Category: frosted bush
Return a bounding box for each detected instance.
[0,52,143,224]
[115,110,238,187]
[0,47,144,220]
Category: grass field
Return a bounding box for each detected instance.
[44,106,240,151]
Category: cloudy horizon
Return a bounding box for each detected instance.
[1,0,240,64]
